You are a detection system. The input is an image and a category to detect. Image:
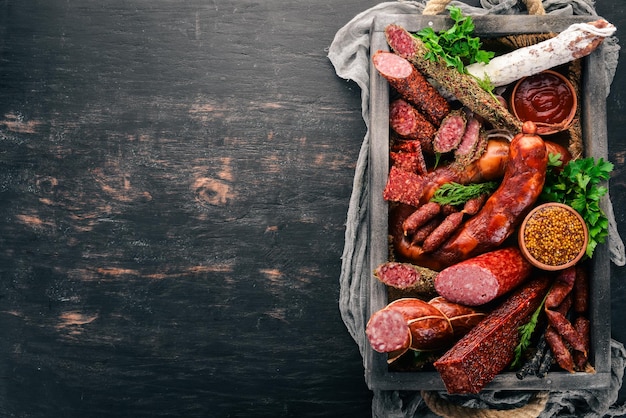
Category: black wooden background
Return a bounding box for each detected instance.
[0,1,624,417]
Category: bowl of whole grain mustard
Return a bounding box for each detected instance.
[518,203,589,271]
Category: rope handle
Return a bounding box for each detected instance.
[423,0,545,15]
[421,390,550,418]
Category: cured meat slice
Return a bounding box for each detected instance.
[390,151,427,175]
[373,261,437,293]
[389,99,436,154]
[433,111,467,154]
[383,166,424,207]
[373,50,450,125]
[433,277,550,394]
[434,247,533,306]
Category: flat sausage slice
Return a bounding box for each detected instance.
[434,247,533,306]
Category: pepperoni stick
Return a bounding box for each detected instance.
[402,202,441,236]
[422,211,464,253]
[373,50,450,126]
[385,24,521,132]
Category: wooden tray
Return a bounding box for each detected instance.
[366,14,612,391]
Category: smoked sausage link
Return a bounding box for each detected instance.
[430,121,548,268]
[433,277,550,394]
[434,247,533,306]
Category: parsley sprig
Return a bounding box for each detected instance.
[541,155,614,258]
[415,6,494,74]
[511,293,547,369]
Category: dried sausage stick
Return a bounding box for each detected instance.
[545,267,576,309]
[422,212,464,253]
[402,202,441,236]
[545,325,575,373]
[411,218,440,245]
[545,310,586,354]
[573,316,592,371]
[574,266,589,314]
[462,193,487,216]
[433,277,550,394]
[373,50,450,126]
[454,114,484,165]
[384,24,521,132]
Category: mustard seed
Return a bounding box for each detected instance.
[523,205,586,266]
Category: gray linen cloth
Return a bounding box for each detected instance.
[328,0,626,416]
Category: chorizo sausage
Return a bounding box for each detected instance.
[433,277,551,394]
[430,121,548,268]
[434,247,533,306]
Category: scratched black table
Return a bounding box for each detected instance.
[0,1,625,417]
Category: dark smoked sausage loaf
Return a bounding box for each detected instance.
[434,247,533,306]
[433,277,551,394]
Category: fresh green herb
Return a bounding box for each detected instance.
[415,6,494,74]
[430,181,498,206]
[473,73,497,100]
[541,155,614,258]
[511,293,547,369]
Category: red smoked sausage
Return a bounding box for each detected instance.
[434,247,533,306]
[430,121,548,268]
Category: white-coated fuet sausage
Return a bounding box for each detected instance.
[466,19,616,87]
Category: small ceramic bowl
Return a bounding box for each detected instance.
[518,202,588,271]
[510,70,577,135]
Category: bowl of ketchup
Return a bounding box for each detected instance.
[510,70,577,135]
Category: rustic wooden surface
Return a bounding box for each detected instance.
[0,1,624,416]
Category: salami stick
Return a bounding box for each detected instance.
[467,20,616,87]
[433,110,466,154]
[373,50,450,125]
[385,24,521,132]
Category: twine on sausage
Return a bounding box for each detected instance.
[422,390,550,418]
[423,0,545,15]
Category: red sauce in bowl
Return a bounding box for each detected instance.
[510,70,577,135]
